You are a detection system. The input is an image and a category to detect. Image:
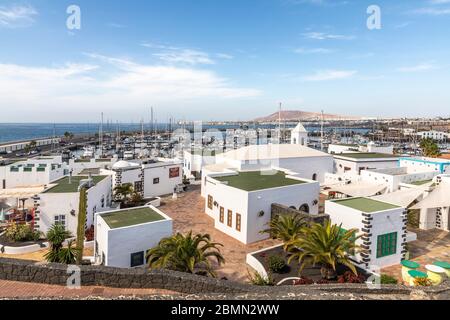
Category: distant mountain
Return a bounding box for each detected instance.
[254,110,362,122]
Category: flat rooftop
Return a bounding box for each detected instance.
[334,197,400,213]
[410,179,433,186]
[335,153,398,160]
[214,170,307,192]
[44,176,108,193]
[100,207,166,229]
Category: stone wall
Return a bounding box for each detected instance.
[1,257,449,299]
[271,203,329,225]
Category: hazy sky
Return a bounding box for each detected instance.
[0,0,450,123]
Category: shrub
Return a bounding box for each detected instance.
[293,277,314,285]
[247,270,275,286]
[316,279,330,285]
[380,274,398,285]
[337,271,366,284]
[85,225,94,242]
[268,255,286,274]
[414,277,433,287]
[407,209,420,228]
[4,223,41,242]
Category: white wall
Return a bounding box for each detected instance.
[334,158,398,175]
[326,200,405,268]
[143,163,182,198]
[95,207,173,268]
[203,172,320,244]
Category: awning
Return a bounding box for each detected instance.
[0,186,46,199]
[330,182,387,197]
[371,187,426,208]
[411,183,450,210]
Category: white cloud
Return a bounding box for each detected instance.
[0,56,261,120]
[216,53,234,60]
[294,47,334,54]
[0,4,37,28]
[302,32,355,40]
[411,7,450,15]
[429,0,450,4]
[302,69,357,81]
[397,63,438,72]
[153,49,215,65]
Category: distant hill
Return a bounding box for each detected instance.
[254,110,362,122]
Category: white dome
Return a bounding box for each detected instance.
[112,160,140,170]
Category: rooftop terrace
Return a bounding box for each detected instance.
[100,207,166,229]
[214,170,306,192]
[44,176,108,193]
[334,197,400,213]
[335,153,398,160]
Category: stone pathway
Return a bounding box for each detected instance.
[0,280,177,299]
[160,186,280,283]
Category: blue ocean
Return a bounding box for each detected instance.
[0,123,370,144]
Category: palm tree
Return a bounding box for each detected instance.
[113,183,134,203]
[286,221,360,280]
[147,232,225,277]
[261,214,307,243]
[75,187,87,265]
[44,224,72,263]
[420,137,441,158]
[58,240,79,264]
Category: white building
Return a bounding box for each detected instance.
[34,175,113,235]
[94,206,173,268]
[68,157,118,176]
[0,138,61,154]
[212,144,333,184]
[0,156,67,190]
[399,157,450,174]
[417,130,448,142]
[333,153,399,175]
[290,123,308,146]
[360,167,439,193]
[202,168,320,244]
[328,142,393,155]
[183,148,221,179]
[326,197,407,268]
[111,159,183,199]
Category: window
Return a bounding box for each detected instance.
[227,210,233,227]
[130,251,145,267]
[101,196,105,208]
[236,213,241,232]
[207,195,213,210]
[2,179,5,189]
[54,215,66,228]
[153,178,160,184]
[134,181,143,192]
[219,207,224,223]
[377,232,397,258]
[299,204,310,214]
[169,167,180,178]
[312,173,317,181]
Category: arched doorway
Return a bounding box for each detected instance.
[299,204,310,213]
[312,173,318,181]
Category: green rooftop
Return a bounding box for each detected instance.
[334,197,400,213]
[410,179,432,186]
[214,170,306,192]
[336,153,398,159]
[44,175,108,193]
[100,207,166,229]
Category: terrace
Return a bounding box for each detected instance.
[214,170,307,192]
[335,153,399,160]
[99,207,166,229]
[43,175,108,193]
[333,197,400,213]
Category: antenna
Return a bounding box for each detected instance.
[99,112,104,157]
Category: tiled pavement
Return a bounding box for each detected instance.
[160,186,281,282]
[382,228,450,283]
